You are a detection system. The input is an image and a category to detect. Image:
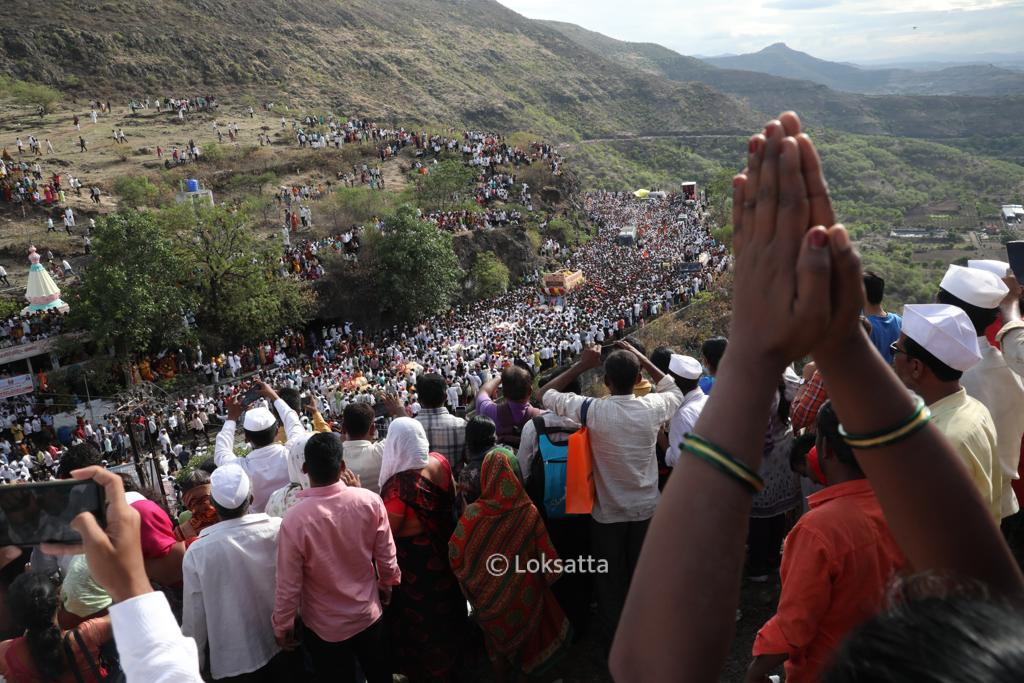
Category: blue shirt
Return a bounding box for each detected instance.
[868,313,903,364]
[699,376,715,395]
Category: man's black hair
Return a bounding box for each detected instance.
[650,346,675,374]
[863,271,885,306]
[179,469,210,494]
[417,373,447,409]
[790,431,817,472]
[604,350,641,394]
[466,415,497,455]
[244,424,278,449]
[539,365,582,395]
[212,496,248,520]
[196,457,217,475]
[276,387,302,413]
[903,336,963,382]
[701,337,728,372]
[342,403,374,440]
[937,289,999,337]
[501,365,533,402]
[57,442,102,480]
[826,593,1024,683]
[816,401,863,476]
[305,431,344,483]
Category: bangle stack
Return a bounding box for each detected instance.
[681,434,764,495]
[838,396,931,450]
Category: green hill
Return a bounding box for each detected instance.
[0,0,759,140]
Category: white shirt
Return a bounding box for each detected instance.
[966,325,1024,517]
[543,375,683,523]
[342,440,385,494]
[110,591,202,683]
[182,514,283,679]
[666,388,709,468]
[215,398,303,512]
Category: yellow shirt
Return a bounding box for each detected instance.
[929,388,999,519]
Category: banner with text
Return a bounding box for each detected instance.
[0,374,34,399]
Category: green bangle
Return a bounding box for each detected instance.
[838,396,926,442]
[842,408,931,450]
[681,435,764,495]
[687,433,764,484]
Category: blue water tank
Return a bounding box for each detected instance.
[186,178,199,193]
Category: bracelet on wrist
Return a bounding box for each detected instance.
[838,396,931,449]
[682,434,764,495]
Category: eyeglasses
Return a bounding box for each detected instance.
[890,341,909,357]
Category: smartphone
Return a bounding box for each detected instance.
[241,387,262,406]
[0,480,106,546]
[1007,241,1024,281]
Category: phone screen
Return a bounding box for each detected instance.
[241,388,262,406]
[0,480,106,546]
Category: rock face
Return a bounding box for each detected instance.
[453,227,538,280]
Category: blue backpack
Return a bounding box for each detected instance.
[528,402,589,519]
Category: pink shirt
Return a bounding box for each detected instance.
[272,481,400,643]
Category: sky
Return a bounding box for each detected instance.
[495,0,1024,63]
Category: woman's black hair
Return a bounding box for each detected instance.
[825,577,1024,682]
[8,572,66,680]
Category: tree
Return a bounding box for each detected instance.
[2,78,61,114]
[417,160,475,211]
[113,176,165,208]
[375,205,462,321]
[166,205,316,349]
[319,205,461,325]
[70,210,196,354]
[469,251,510,300]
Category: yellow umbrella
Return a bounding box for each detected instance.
[633,189,650,199]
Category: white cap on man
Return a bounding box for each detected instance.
[902,304,982,372]
[967,259,1011,279]
[242,406,277,431]
[210,464,251,509]
[940,264,1008,309]
[669,354,702,380]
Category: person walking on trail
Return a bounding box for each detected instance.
[79,136,88,152]
[0,266,9,287]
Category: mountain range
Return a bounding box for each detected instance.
[1,0,1023,215]
[703,43,1024,96]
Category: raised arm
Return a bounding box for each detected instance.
[612,119,832,682]
[213,397,243,467]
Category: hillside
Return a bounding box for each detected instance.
[541,23,1024,139]
[0,0,759,140]
[704,43,1024,97]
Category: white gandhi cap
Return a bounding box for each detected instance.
[967,259,1011,279]
[242,406,277,431]
[940,264,1008,309]
[669,354,702,380]
[902,303,982,372]
[210,464,251,509]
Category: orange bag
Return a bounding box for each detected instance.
[566,399,595,514]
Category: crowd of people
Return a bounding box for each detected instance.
[0,310,67,349]
[0,108,1022,683]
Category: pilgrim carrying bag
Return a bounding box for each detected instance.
[565,398,595,514]
[528,416,578,519]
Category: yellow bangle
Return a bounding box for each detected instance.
[842,406,932,449]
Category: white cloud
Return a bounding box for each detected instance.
[496,0,1024,61]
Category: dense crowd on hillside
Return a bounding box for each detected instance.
[2,97,1024,683]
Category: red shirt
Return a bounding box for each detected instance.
[753,479,905,683]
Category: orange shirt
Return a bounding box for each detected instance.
[753,479,905,683]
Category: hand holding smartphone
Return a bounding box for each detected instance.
[0,480,106,546]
